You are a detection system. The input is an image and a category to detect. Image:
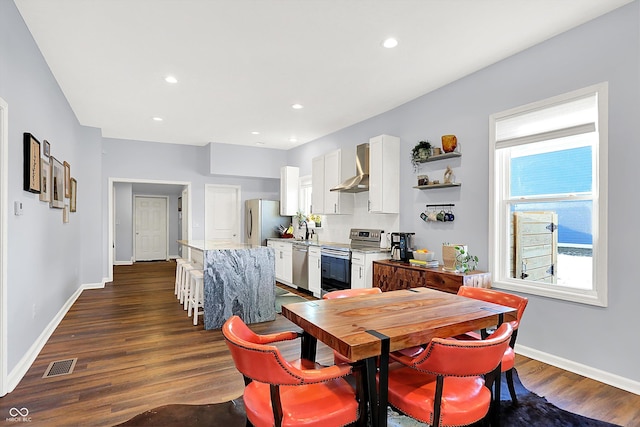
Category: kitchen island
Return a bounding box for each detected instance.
[178,240,275,329]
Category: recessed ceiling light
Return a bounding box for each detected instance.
[251,131,260,135]
[152,117,163,121]
[291,103,304,110]
[289,137,298,143]
[382,38,398,48]
[164,76,178,84]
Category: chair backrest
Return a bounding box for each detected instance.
[222,316,308,386]
[457,287,528,329]
[322,287,382,299]
[409,323,513,377]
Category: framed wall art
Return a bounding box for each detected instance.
[39,158,51,202]
[23,132,41,193]
[43,139,51,158]
[70,178,77,212]
[50,156,65,209]
[64,161,71,198]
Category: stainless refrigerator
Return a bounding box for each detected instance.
[245,199,287,246]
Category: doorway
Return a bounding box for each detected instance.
[205,184,241,243]
[134,196,168,261]
[108,178,191,283]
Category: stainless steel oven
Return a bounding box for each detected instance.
[320,229,385,294]
[321,246,351,294]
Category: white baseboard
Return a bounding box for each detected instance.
[113,260,133,266]
[517,344,640,395]
[5,281,103,393]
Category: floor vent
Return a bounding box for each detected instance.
[42,358,77,378]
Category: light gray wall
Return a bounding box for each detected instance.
[1,0,104,373]
[101,137,281,275]
[210,142,288,178]
[114,183,133,262]
[289,2,640,382]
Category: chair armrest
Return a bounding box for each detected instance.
[297,363,353,384]
[255,330,301,344]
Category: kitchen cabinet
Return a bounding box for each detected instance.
[369,134,399,213]
[280,166,299,216]
[351,251,391,289]
[311,149,354,214]
[308,246,322,298]
[372,259,491,294]
[267,240,293,286]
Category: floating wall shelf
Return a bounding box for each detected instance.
[413,182,462,190]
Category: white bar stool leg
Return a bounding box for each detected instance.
[187,270,204,325]
[180,264,195,306]
[175,259,187,296]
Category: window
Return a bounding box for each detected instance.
[298,175,312,217]
[489,83,608,306]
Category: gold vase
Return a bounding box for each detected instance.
[442,135,457,153]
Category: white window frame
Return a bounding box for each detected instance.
[488,82,608,307]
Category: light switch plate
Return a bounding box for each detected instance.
[14,201,23,216]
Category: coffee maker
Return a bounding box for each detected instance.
[390,232,415,262]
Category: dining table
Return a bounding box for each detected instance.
[281,287,518,427]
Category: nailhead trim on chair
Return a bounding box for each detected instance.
[223,338,352,385]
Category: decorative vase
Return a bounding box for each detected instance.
[442,135,457,153]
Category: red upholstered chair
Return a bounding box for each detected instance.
[222,315,361,427]
[456,286,529,403]
[384,323,513,427]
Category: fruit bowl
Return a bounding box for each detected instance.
[413,250,434,261]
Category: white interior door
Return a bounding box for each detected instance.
[134,196,168,261]
[205,185,241,243]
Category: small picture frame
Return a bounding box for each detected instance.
[50,156,65,209]
[39,158,51,202]
[64,161,71,198]
[23,133,41,193]
[178,196,182,212]
[70,178,77,212]
[43,139,51,158]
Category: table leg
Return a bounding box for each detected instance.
[366,330,390,427]
[300,331,317,361]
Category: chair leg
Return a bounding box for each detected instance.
[506,368,518,404]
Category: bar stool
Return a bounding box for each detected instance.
[187,269,204,325]
[174,259,189,296]
[178,263,196,306]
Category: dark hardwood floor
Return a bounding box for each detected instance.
[1,261,638,426]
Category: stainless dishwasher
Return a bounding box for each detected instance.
[292,243,309,290]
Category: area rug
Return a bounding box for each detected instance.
[275,288,307,313]
[117,369,621,426]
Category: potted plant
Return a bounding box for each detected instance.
[411,140,432,172]
[455,245,479,273]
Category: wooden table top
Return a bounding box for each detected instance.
[281,287,518,362]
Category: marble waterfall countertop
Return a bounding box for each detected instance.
[178,240,275,329]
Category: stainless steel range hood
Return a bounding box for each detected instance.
[330,143,369,193]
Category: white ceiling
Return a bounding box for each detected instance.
[15,0,632,150]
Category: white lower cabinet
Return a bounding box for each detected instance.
[308,246,322,298]
[268,240,293,286]
[351,251,390,289]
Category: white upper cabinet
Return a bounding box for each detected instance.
[369,134,399,214]
[312,149,354,215]
[280,166,299,216]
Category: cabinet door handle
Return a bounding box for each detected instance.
[359,266,363,279]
